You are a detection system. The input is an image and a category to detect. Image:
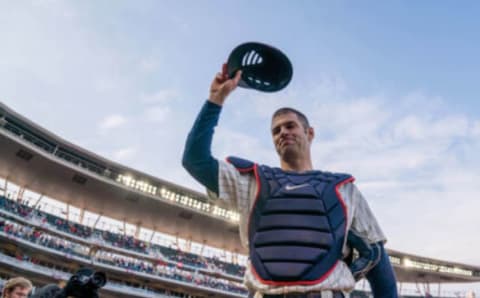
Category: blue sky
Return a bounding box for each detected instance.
[1,1,480,294]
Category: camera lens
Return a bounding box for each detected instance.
[91,271,106,288]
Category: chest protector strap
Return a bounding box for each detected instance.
[227,156,353,286]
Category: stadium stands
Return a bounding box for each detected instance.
[0,250,206,298]
[205,256,246,277]
[0,196,248,296]
[0,195,240,276]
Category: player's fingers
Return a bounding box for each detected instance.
[222,63,228,76]
[214,72,227,85]
[233,70,242,85]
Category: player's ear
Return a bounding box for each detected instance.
[307,126,314,142]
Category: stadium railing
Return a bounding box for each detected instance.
[0,215,247,296]
[0,251,204,298]
[0,195,243,279]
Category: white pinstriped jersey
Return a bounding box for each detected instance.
[207,160,386,296]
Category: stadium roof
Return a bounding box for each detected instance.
[388,249,480,283]
[1,101,480,284]
[0,102,242,252]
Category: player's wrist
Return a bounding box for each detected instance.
[208,96,225,106]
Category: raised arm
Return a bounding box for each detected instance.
[182,64,241,194]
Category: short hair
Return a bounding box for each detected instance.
[2,277,32,298]
[272,107,310,129]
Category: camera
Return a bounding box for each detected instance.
[31,268,107,298]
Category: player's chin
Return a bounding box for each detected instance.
[276,145,288,154]
[279,148,297,160]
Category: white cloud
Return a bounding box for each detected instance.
[243,73,349,121]
[392,114,469,141]
[139,56,161,72]
[170,15,191,32]
[144,106,171,123]
[311,96,390,139]
[112,146,137,161]
[213,127,276,166]
[247,88,302,119]
[99,114,128,131]
[140,89,179,105]
[472,120,480,136]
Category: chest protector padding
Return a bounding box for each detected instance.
[228,157,352,284]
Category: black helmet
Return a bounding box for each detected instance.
[227,42,293,92]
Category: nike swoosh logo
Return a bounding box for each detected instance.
[285,183,310,191]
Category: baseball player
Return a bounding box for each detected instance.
[183,64,397,297]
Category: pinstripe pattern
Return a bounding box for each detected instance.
[207,161,386,296]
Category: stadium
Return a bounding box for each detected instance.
[1,100,479,297]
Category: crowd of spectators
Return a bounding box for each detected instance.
[95,230,148,254]
[0,195,244,278]
[96,251,155,274]
[152,261,245,294]
[155,246,208,269]
[94,250,246,294]
[0,195,92,239]
[1,214,247,296]
[206,256,245,277]
[0,250,207,298]
[1,217,90,259]
[0,196,38,218]
[44,213,92,238]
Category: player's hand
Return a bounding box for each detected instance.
[209,63,242,106]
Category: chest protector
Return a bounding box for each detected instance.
[227,156,354,286]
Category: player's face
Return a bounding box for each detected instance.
[6,287,30,298]
[271,112,313,161]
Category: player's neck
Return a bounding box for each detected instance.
[280,158,313,173]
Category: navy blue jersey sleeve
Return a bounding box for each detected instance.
[182,100,221,195]
[366,243,398,298]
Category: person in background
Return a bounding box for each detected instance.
[1,277,32,298]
